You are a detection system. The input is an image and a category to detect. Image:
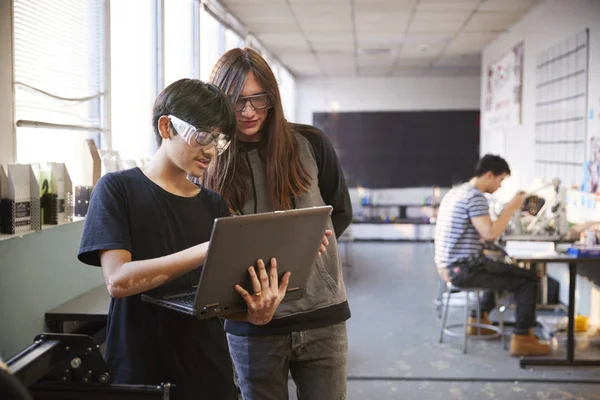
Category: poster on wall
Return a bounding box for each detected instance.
[483,41,524,130]
[582,136,600,193]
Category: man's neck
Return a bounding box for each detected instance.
[141,149,200,197]
[470,177,487,194]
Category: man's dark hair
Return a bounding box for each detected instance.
[152,79,237,146]
[474,154,511,177]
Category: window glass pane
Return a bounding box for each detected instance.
[110,0,157,162]
[200,9,224,81]
[279,66,296,122]
[225,28,244,51]
[16,128,93,186]
[165,0,197,86]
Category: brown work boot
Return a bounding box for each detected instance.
[466,312,497,336]
[510,333,551,356]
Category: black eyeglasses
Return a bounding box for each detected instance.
[234,94,272,112]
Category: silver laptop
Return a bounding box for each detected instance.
[142,206,333,319]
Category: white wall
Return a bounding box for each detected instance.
[480,0,600,190]
[0,0,14,169]
[480,0,600,324]
[296,76,481,125]
[0,222,103,358]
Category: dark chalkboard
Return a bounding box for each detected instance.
[313,111,480,188]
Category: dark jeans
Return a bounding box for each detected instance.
[448,257,538,335]
[227,322,348,400]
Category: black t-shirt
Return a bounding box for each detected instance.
[77,168,237,400]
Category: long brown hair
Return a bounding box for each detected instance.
[203,48,310,211]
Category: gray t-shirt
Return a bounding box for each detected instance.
[434,183,490,268]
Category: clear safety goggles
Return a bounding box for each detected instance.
[168,115,231,155]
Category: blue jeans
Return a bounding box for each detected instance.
[227,322,348,400]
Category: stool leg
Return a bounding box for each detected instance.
[497,292,506,350]
[463,290,470,354]
[475,290,482,336]
[436,280,445,318]
[439,284,452,343]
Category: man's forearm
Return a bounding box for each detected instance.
[106,242,210,298]
[489,206,517,239]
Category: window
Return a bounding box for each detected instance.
[225,28,244,52]
[200,8,225,81]
[278,66,297,122]
[13,0,106,185]
[164,0,198,86]
[110,0,160,163]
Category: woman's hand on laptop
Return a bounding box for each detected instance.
[235,258,291,325]
[318,230,333,256]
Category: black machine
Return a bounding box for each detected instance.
[5,333,171,399]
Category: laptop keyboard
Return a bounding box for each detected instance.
[164,292,195,306]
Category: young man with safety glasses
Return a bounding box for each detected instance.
[77,79,290,400]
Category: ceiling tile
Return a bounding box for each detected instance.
[225,4,295,24]
[357,33,409,47]
[290,65,323,76]
[291,3,351,18]
[411,11,471,22]
[416,1,480,12]
[288,0,348,3]
[256,33,307,46]
[463,12,522,31]
[358,54,397,68]
[434,54,481,67]
[409,19,465,33]
[323,65,357,77]
[355,23,409,34]
[312,43,355,52]
[354,12,412,23]
[278,52,318,66]
[305,32,354,44]
[479,0,536,12]
[392,68,438,77]
[297,13,353,31]
[445,32,499,54]
[359,66,394,76]
[353,1,417,13]
[400,42,445,57]
[404,33,454,45]
[354,12,411,33]
[452,31,498,45]
[317,53,356,67]
[394,57,435,67]
[223,0,285,4]
[245,22,299,34]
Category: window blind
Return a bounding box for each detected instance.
[13,0,105,130]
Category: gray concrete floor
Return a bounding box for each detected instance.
[288,242,600,399]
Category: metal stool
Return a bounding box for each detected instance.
[439,282,505,354]
[435,279,462,318]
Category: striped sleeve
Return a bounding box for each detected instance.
[466,193,489,219]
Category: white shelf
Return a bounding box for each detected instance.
[0,217,85,242]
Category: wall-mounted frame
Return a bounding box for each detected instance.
[534,29,589,188]
[483,41,524,129]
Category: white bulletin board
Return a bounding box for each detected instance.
[534,29,589,187]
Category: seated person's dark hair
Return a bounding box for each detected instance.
[151,79,237,146]
[474,154,511,177]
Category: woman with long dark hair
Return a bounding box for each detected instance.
[204,48,353,400]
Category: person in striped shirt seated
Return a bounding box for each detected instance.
[435,154,550,357]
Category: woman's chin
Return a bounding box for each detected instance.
[238,129,261,142]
